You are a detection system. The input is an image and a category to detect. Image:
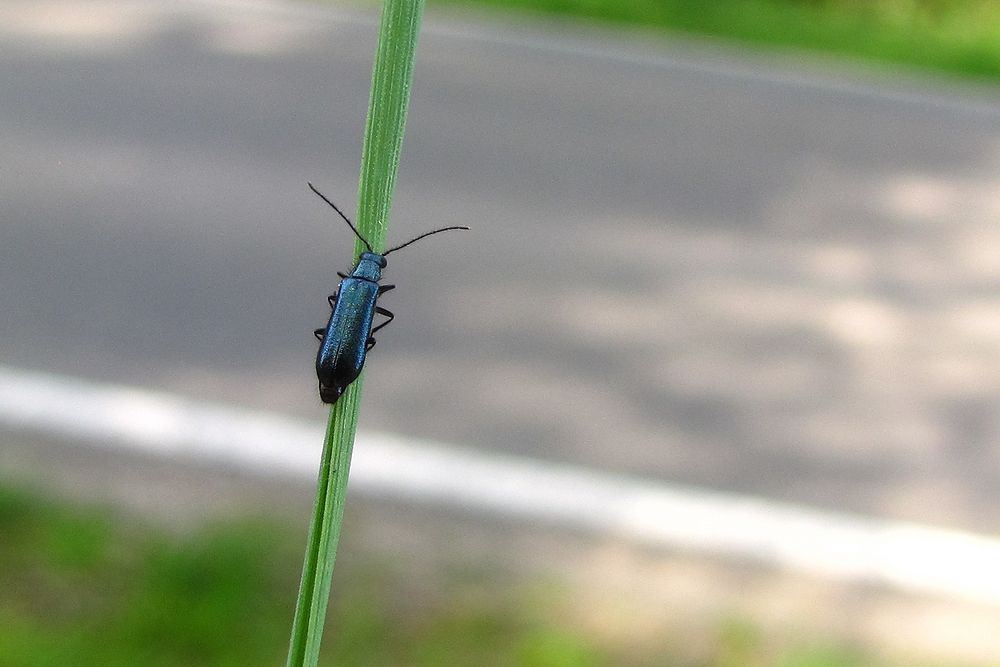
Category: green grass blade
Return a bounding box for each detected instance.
[285,392,362,667]
[357,0,426,254]
[286,1,425,665]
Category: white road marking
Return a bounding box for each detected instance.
[1,364,999,605]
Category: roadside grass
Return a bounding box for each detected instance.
[0,482,603,667]
[0,481,956,667]
[428,0,1000,80]
[287,0,428,665]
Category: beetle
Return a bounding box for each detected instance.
[309,182,468,404]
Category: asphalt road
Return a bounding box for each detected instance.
[3,0,1000,532]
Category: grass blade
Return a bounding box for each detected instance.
[286,1,425,665]
[357,0,426,254]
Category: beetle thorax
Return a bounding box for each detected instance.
[352,251,387,282]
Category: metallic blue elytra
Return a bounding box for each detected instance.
[315,252,392,404]
[309,183,468,404]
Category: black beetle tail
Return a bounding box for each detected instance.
[319,383,343,404]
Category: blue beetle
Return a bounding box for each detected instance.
[309,183,468,404]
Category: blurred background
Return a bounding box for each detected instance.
[2,0,1000,664]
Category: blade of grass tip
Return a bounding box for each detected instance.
[286,1,425,666]
[357,0,424,254]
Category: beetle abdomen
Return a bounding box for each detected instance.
[316,277,380,401]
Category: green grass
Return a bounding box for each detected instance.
[0,483,604,667]
[287,0,426,664]
[0,482,960,667]
[429,0,1000,81]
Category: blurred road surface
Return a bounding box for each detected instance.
[3,0,1000,532]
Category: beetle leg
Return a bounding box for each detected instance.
[337,271,349,279]
[327,288,340,308]
[314,328,324,341]
[379,284,395,294]
[365,337,377,351]
[371,306,394,335]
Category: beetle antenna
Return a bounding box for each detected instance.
[308,182,372,252]
[383,226,470,256]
